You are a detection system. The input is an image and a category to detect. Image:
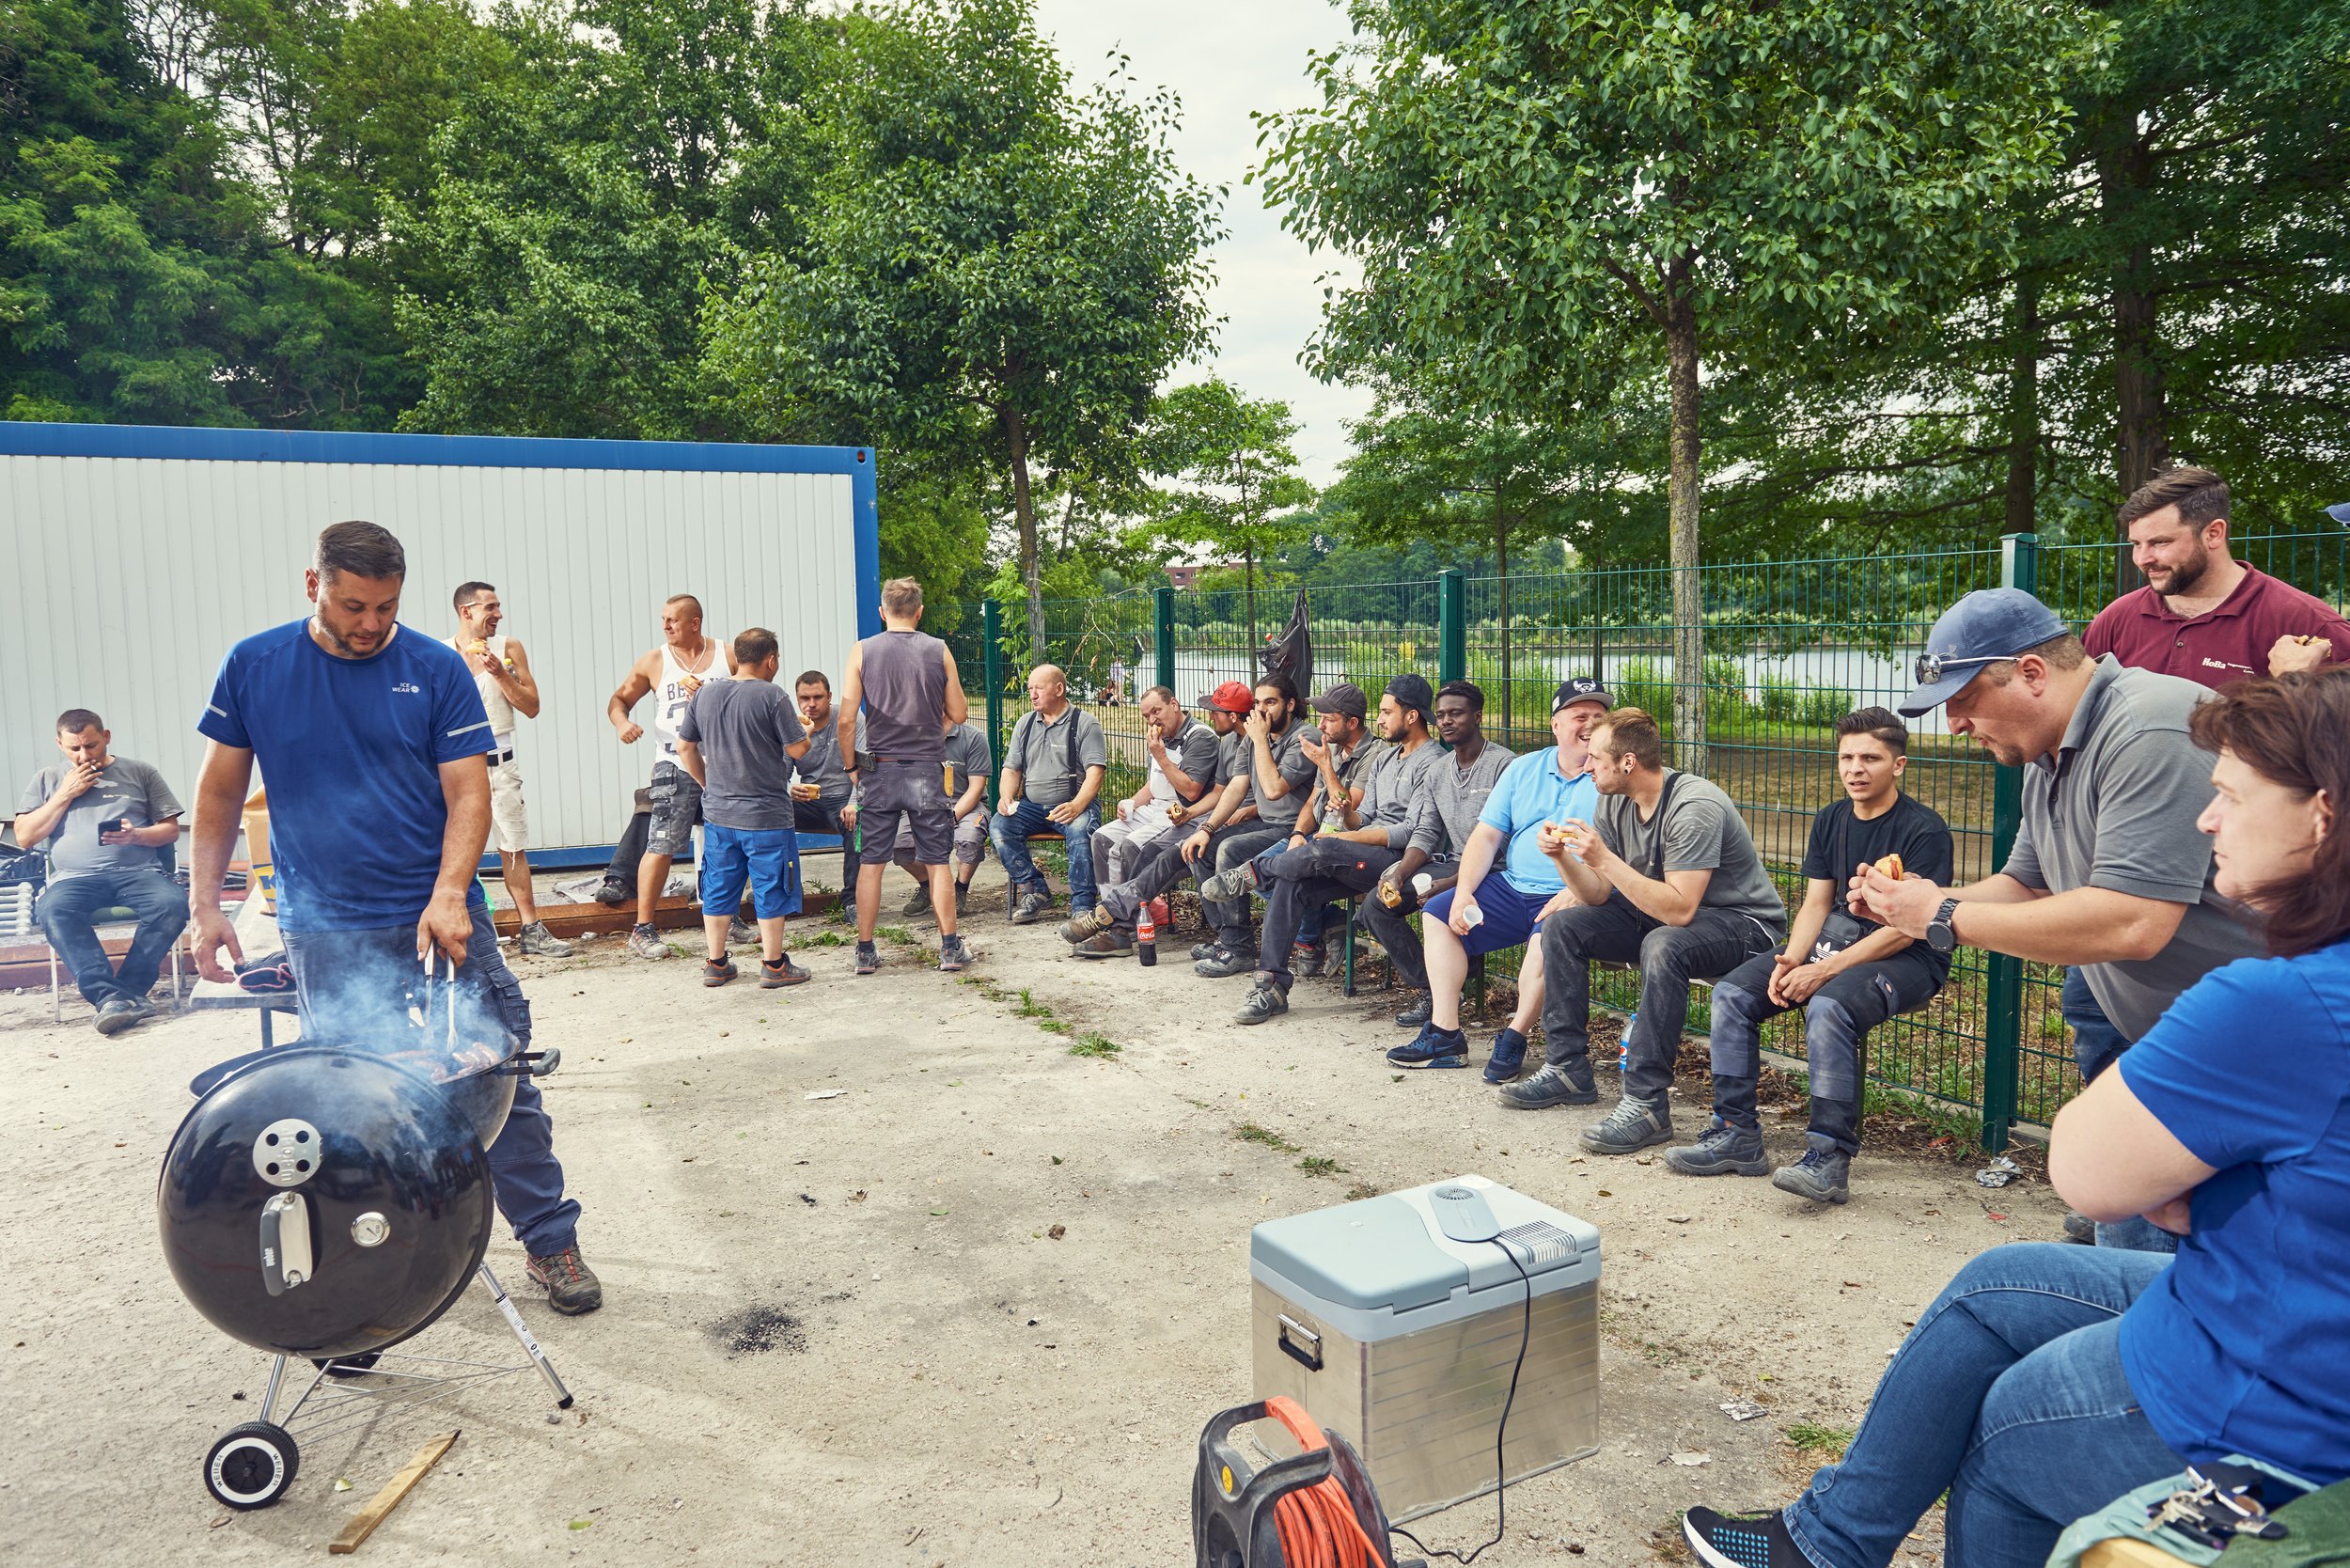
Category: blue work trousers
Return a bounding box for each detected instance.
[1786,1244,2183,1568]
[990,797,1101,914]
[279,904,581,1258]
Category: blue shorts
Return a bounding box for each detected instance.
[1425,876,1554,957]
[702,823,802,920]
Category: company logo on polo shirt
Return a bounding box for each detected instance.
[393,681,423,694]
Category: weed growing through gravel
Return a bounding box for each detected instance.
[1068,1033,1122,1059]
[1234,1122,1300,1153]
[1013,987,1052,1017]
[1342,1183,1382,1201]
[1784,1421,1856,1461]
[875,926,916,947]
[1296,1156,1346,1178]
[800,931,846,948]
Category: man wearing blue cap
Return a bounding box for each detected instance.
[1847,587,2260,1249]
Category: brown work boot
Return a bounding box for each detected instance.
[525,1245,603,1314]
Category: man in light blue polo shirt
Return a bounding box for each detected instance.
[1389,678,1609,1076]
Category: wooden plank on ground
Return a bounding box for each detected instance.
[327,1430,460,1554]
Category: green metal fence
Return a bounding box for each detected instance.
[958,530,2348,1151]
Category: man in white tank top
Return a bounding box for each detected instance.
[451,582,570,957]
[607,593,734,959]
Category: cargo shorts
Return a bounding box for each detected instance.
[646,760,704,856]
[860,759,953,867]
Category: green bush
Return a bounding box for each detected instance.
[1797,686,1856,728]
[1614,657,1674,718]
[1758,673,1803,723]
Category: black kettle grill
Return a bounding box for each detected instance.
[161,967,571,1511]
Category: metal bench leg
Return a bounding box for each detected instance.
[1342,897,1357,997]
[51,945,63,1024]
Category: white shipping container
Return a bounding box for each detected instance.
[0,423,879,861]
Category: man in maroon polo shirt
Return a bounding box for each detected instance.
[2084,465,2350,689]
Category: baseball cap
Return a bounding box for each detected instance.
[1201,680,1254,715]
[1309,682,1369,719]
[1385,672,1435,719]
[1898,588,2069,716]
[1553,677,1612,714]
[2326,502,2350,525]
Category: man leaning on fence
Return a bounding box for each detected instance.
[1528,707,1790,1146]
[13,709,187,1035]
[1666,707,1954,1205]
[1849,587,2262,1251]
[1363,680,1515,1038]
[993,665,1108,924]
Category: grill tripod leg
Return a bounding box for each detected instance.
[478,1263,573,1409]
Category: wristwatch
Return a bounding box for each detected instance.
[1926,898,1963,954]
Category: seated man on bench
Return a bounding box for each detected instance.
[1526,707,1789,1145]
[1666,706,1953,1204]
[992,664,1108,923]
[13,708,188,1036]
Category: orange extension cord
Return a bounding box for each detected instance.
[1262,1395,1384,1568]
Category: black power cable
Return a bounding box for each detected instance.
[1388,1236,1535,1566]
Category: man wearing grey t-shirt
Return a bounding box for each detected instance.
[991,665,1109,922]
[12,709,187,1034]
[1855,587,2262,1251]
[1531,708,1788,1150]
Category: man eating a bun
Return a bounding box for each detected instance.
[1664,707,1954,1204]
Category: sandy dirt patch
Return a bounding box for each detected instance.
[0,869,2060,1565]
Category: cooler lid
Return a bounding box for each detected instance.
[1250,1175,1599,1312]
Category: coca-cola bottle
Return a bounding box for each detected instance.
[1136,905,1158,966]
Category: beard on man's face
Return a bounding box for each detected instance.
[2151,545,2209,594]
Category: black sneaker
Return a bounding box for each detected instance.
[2061,1208,2095,1244]
[1580,1094,1673,1152]
[1481,1027,1531,1083]
[1190,939,1221,962]
[1394,992,1433,1029]
[702,956,738,987]
[1194,948,1260,979]
[1684,1506,1811,1568]
[1198,865,1256,902]
[1497,1060,1599,1108]
[93,996,146,1036]
[593,877,630,907]
[1772,1138,1852,1205]
[854,941,880,976]
[901,884,933,917]
[760,955,811,988]
[1010,888,1052,925]
[937,935,974,972]
[1234,980,1290,1026]
[1387,1027,1469,1069]
[525,1245,603,1315]
[1291,940,1327,979]
[1666,1119,1774,1177]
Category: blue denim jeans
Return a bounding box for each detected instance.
[36,866,189,1005]
[279,904,581,1257]
[2061,970,2177,1255]
[989,797,1102,913]
[1788,1244,2184,1568]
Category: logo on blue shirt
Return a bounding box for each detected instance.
[392,682,422,694]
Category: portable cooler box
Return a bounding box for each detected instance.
[1249,1174,1601,1522]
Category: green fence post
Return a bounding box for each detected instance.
[1438,569,1466,686]
[1980,531,2041,1152]
[982,599,1006,812]
[1153,585,1176,696]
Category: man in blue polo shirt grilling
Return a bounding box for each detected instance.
[185,521,602,1315]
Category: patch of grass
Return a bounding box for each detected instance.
[1036,1018,1072,1035]
[1649,1509,1693,1562]
[1297,1156,1346,1178]
[1235,1121,1301,1154]
[1068,1033,1122,1059]
[1785,1421,1856,1461]
[1013,987,1054,1018]
[800,931,846,948]
[874,925,916,947]
[1342,1182,1383,1201]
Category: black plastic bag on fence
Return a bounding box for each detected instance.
[1260,590,1312,698]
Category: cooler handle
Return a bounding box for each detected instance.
[1277,1313,1323,1372]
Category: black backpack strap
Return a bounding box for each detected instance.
[1648,771,1681,882]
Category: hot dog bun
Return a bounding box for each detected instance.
[1873,854,1904,880]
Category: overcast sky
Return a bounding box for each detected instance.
[1029,0,1374,485]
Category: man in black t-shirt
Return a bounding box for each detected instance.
[1665,707,1954,1204]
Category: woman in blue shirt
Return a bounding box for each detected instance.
[1684,669,2350,1568]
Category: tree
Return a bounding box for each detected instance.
[710,0,1221,662]
[1259,0,2099,767]
[1145,378,1317,650]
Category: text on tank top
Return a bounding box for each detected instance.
[448,634,516,745]
[655,639,719,763]
[858,630,948,762]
